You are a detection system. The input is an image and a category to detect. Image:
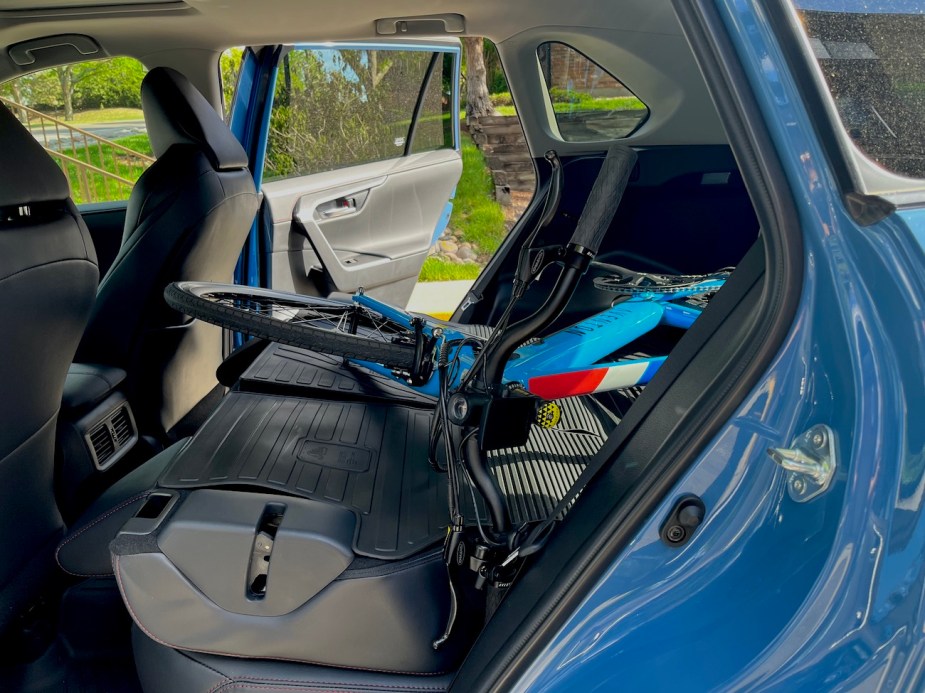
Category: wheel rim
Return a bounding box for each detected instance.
[199,290,414,344]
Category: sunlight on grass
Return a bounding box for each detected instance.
[113,133,153,156]
[70,108,145,124]
[495,96,646,117]
[419,257,482,282]
[449,134,506,255]
[56,132,152,204]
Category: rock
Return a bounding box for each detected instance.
[439,240,459,254]
[428,245,438,256]
[458,246,477,261]
[459,242,472,250]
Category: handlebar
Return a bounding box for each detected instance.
[566,145,637,256]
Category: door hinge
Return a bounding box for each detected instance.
[767,424,836,503]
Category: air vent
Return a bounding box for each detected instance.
[88,421,116,466]
[111,405,133,446]
[83,402,137,471]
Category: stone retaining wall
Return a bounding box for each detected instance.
[466,115,536,202]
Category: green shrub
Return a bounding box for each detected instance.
[490,91,513,107]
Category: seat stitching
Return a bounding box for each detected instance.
[0,257,97,286]
[211,683,446,693]
[211,686,356,693]
[55,491,151,577]
[214,677,447,693]
[114,556,448,678]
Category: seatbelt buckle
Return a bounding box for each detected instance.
[500,548,520,569]
[459,290,482,313]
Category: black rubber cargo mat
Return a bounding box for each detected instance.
[160,392,447,559]
[238,342,436,407]
[160,390,620,559]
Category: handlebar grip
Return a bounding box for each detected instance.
[567,144,637,256]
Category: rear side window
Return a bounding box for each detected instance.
[536,42,648,141]
[0,57,151,203]
[408,52,455,155]
[794,4,925,179]
[265,47,455,181]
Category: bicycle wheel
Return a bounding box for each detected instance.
[165,282,418,370]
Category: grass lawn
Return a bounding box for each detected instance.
[114,133,154,156]
[418,257,482,282]
[70,107,145,124]
[448,134,506,255]
[56,132,152,204]
[495,96,646,117]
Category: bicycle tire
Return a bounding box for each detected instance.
[165,282,418,370]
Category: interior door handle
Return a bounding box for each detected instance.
[318,196,358,219]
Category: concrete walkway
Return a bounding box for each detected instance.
[407,280,474,319]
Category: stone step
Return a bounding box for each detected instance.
[479,143,532,156]
[475,115,524,126]
[469,122,527,137]
[484,152,534,167]
[470,132,527,146]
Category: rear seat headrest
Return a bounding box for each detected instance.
[141,66,248,172]
[0,103,70,208]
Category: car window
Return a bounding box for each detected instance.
[792,2,925,180]
[536,41,648,142]
[264,47,454,181]
[408,52,455,155]
[0,57,151,204]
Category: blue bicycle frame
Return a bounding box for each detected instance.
[349,276,726,400]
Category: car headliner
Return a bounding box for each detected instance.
[0,0,727,154]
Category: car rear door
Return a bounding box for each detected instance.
[233,42,461,307]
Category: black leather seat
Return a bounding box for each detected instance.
[75,66,259,436]
[0,103,99,637]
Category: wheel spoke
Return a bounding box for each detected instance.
[201,292,412,343]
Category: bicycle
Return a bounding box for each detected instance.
[164,145,733,600]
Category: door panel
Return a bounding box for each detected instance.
[264,149,461,303]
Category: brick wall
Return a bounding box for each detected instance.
[539,43,632,95]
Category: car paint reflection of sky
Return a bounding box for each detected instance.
[795,0,925,14]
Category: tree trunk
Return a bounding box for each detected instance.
[57,66,74,121]
[463,37,493,125]
[10,82,24,123]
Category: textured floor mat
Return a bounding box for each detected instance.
[160,392,447,559]
[239,342,436,407]
[160,388,620,559]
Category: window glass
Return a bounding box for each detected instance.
[0,57,151,203]
[409,52,455,154]
[265,48,449,180]
[220,47,245,122]
[536,42,648,141]
[793,3,925,179]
